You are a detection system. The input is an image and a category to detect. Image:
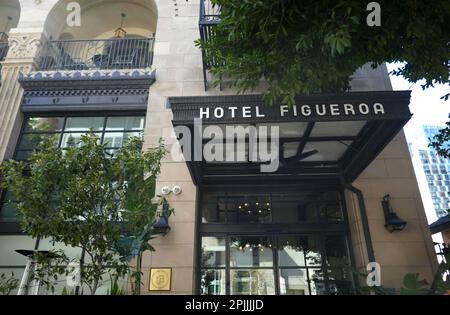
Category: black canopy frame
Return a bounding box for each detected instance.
[170,91,412,186]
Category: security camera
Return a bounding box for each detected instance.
[161,186,171,195]
[172,186,182,195]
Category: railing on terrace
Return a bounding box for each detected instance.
[0,42,8,62]
[39,37,155,71]
[0,32,9,61]
[199,0,222,90]
[200,0,221,23]
[0,33,9,84]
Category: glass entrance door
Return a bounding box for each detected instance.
[229,236,275,295]
[200,234,353,295]
[199,189,355,295]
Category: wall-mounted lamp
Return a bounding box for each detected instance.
[153,198,171,235]
[381,194,407,232]
[161,185,182,196]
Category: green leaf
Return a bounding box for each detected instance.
[400,273,430,295]
[198,0,450,104]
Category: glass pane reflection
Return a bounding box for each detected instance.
[230,236,273,267]
[65,117,104,131]
[61,133,102,148]
[18,134,60,150]
[201,269,226,295]
[325,235,350,266]
[25,117,64,132]
[319,203,344,221]
[230,269,275,295]
[279,269,309,295]
[278,235,322,267]
[309,268,327,295]
[201,237,226,267]
[327,268,354,295]
[103,132,142,148]
[106,116,144,131]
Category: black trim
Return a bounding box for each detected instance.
[169,91,412,124]
[0,222,24,235]
[19,75,153,113]
[169,91,412,185]
[342,180,376,263]
[22,104,148,113]
[429,214,450,234]
[196,185,355,295]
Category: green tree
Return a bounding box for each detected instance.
[430,119,450,159]
[0,134,166,295]
[0,273,19,295]
[196,0,449,105]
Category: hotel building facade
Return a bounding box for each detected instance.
[0,0,439,295]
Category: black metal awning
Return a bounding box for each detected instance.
[169,91,412,186]
[430,214,450,234]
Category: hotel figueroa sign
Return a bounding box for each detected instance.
[198,102,385,120]
[169,91,412,125]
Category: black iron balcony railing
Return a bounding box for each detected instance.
[199,0,221,89]
[200,0,221,23]
[0,42,8,62]
[39,37,155,71]
[0,32,9,62]
[0,33,9,85]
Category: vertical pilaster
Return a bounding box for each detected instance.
[0,32,44,160]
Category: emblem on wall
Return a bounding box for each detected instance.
[149,268,172,291]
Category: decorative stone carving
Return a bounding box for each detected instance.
[21,68,156,81]
[6,33,44,61]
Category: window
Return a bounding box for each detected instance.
[15,115,145,160]
[0,114,146,222]
[201,191,344,224]
[200,234,353,295]
[199,188,353,295]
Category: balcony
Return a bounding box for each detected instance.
[199,0,221,89]
[0,42,8,62]
[38,37,155,72]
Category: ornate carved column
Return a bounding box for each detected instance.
[0,32,44,160]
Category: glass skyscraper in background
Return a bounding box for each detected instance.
[418,125,450,218]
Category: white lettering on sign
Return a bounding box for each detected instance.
[374,103,385,114]
[255,106,265,118]
[359,103,370,114]
[280,105,289,117]
[229,106,238,118]
[214,107,224,119]
[316,104,327,116]
[199,107,209,119]
[197,102,386,119]
[344,104,356,115]
[242,106,251,118]
[301,105,311,116]
[330,104,340,116]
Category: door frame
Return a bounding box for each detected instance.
[196,184,358,295]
